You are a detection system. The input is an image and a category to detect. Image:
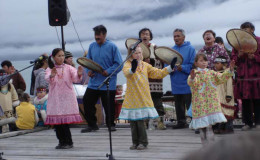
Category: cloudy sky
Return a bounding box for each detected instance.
[0,0,259,61]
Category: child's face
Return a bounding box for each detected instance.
[214,62,224,71]
[116,87,123,95]
[53,50,65,65]
[195,56,208,69]
[132,47,143,61]
[37,91,47,99]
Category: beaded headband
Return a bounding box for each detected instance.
[37,88,47,92]
[214,58,227,63]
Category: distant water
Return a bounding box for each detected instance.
[11,54,172,94]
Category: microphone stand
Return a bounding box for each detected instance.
[98,49,136,160]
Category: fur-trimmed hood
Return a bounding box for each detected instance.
[33,94,48,105]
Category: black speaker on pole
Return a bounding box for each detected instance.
[48,0,70,26]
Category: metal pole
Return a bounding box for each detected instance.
[61,26,65,51]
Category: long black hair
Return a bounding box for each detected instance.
[48,48,63,69]
[35,54,48,70]
[240,22,255,31]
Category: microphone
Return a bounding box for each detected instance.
[30,56,44,64]
[130,39,142,51]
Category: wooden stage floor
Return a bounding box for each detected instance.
[0,125,258,160]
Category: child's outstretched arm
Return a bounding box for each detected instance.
[187,69,200,89]
[147,57,176,79]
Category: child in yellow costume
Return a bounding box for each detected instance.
[119,46,177,150]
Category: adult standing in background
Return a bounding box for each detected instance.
[64,51,75,67]
[81,25,123,133]
[231,22,260,131]
[170,29,196,129]
[198,30,230,70]
[1,60,26,92]
[139,28,166,130]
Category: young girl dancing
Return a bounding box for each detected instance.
[119,46,177,150]
[45,48,83,149]
[188,53,235,147]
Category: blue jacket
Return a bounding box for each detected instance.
[86,40,123,90]
[35,100,47,126]
[170,41,195,94]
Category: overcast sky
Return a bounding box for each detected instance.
[0,0,259,61]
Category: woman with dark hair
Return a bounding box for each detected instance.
[33,54,49,96]
[198,30,230,70]
[231,21,260,131]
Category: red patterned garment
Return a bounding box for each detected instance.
[231,36,260,99]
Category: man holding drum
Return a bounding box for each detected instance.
[231,22,260,131]
[170,28,196,129]
[81,25,123,133]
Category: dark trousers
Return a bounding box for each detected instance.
[83,88,116,128]
[130,120,148,146]
[151,93,165,116]
[55,124,72,145]
[173,94,192,124]
[242,99,260,127]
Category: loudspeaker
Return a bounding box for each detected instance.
[48,0,70,26]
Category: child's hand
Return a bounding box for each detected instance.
[190,69,197,79]
[77,66,83,76]
[50,67,57,78]
[229,60,235,71]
